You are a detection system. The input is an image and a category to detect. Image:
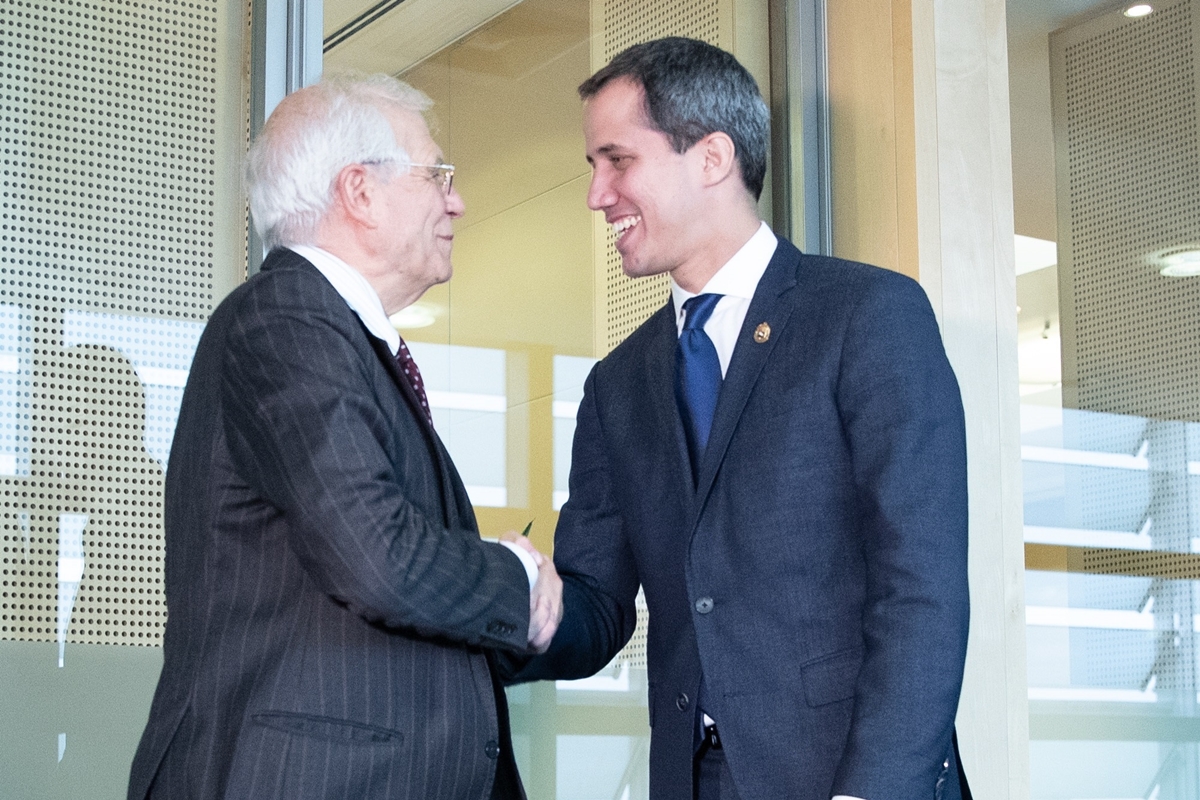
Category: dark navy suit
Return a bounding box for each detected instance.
[129,249,530,800]
[508,238,969,799]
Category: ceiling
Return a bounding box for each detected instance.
[322,0,527,76]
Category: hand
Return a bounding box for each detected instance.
[500,532,563,653]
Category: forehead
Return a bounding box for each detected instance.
[583,78,661,149]
[384,105,439,158]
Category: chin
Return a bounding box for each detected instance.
[621,255,668,280]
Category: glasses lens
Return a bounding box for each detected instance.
[440,167,454,195]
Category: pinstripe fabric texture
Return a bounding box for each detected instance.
[128,249,531,800]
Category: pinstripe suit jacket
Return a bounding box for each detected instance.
[128,248,531,800]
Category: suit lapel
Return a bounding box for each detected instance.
[643,301,695,502]
[693,240,802,506]
[365,332,459,525]
[271,252,466,528]
[368,333,433,433]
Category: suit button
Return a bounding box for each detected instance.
[485,740,500,759]
[676,693,690,711]
[695,597,714,614]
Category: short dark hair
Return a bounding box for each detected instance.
[579,37,770,200]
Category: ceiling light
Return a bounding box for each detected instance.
[1124,4,1154,17]
[389,302,439,329]
[1158,248,1200,277]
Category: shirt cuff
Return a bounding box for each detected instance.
[498,540,538,591]
[832,796,866,800]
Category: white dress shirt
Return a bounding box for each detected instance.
[670,221,777,377]
[669,229,864,800]
[288,245,538,591]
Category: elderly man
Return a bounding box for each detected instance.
[503,37,970,800]
[128,73,560,800]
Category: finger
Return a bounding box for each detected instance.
[532,618,559,652]
[530,616,553,651]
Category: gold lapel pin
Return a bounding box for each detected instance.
[754,322,771,343]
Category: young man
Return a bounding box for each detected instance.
[505,37,970,800]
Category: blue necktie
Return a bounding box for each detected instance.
[675,294,723,483]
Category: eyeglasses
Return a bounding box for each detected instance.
[360,157,456,195]
[409,162,455,195]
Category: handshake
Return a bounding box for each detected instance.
[500,530,564,654]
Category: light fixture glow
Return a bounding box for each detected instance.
[389,302,439,329]
[1014,234,1057,275]
[1124,4,1154,17]
[1159,249,1200,278]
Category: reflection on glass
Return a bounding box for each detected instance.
[408,341,508,506]
[506,670,650,800]
[56,512,88,668]
[62,310,205,467]
[1011,0,1200,794]
[1023,404,1200,797]
[0,303,32,476]
[557,735,643,800]
[553,355,598,510]
[18,509,30,563]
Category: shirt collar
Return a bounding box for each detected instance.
[670,221,778,315]
[290,244,401,356]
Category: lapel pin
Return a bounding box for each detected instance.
[754,322,771,343]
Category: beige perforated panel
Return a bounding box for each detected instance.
[601,0,723,62]
[0,0,234,647]
[595,0,728,356]
[1052,0,1200,422]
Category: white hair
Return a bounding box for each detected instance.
[246,72,433,250]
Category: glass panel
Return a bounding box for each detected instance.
[395,2,657,793]
[1010,0,1200,796]
[324,0,766,795]
[0,0,246,794]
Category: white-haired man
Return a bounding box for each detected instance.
[127,73,560,800]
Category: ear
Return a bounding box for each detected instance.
[329,162,379,229]
[697,131,738,188]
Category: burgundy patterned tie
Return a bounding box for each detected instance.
[395,337,433,427]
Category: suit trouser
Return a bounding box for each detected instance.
[695,747,742,800]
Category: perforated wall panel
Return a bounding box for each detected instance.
[1051,0,1200,422]
[597,0,727,356]
[0,0,236,647]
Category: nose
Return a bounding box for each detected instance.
[586,168,616,212]
[445,185,465,218]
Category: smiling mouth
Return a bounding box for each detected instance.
[611,215,641,241]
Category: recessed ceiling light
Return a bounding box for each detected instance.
[1124,4,1154,17]
[1159,248,1200,277]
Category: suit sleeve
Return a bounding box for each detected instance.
[831,274,970,798]
[220,284,530,654]
[498,367,640,683]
